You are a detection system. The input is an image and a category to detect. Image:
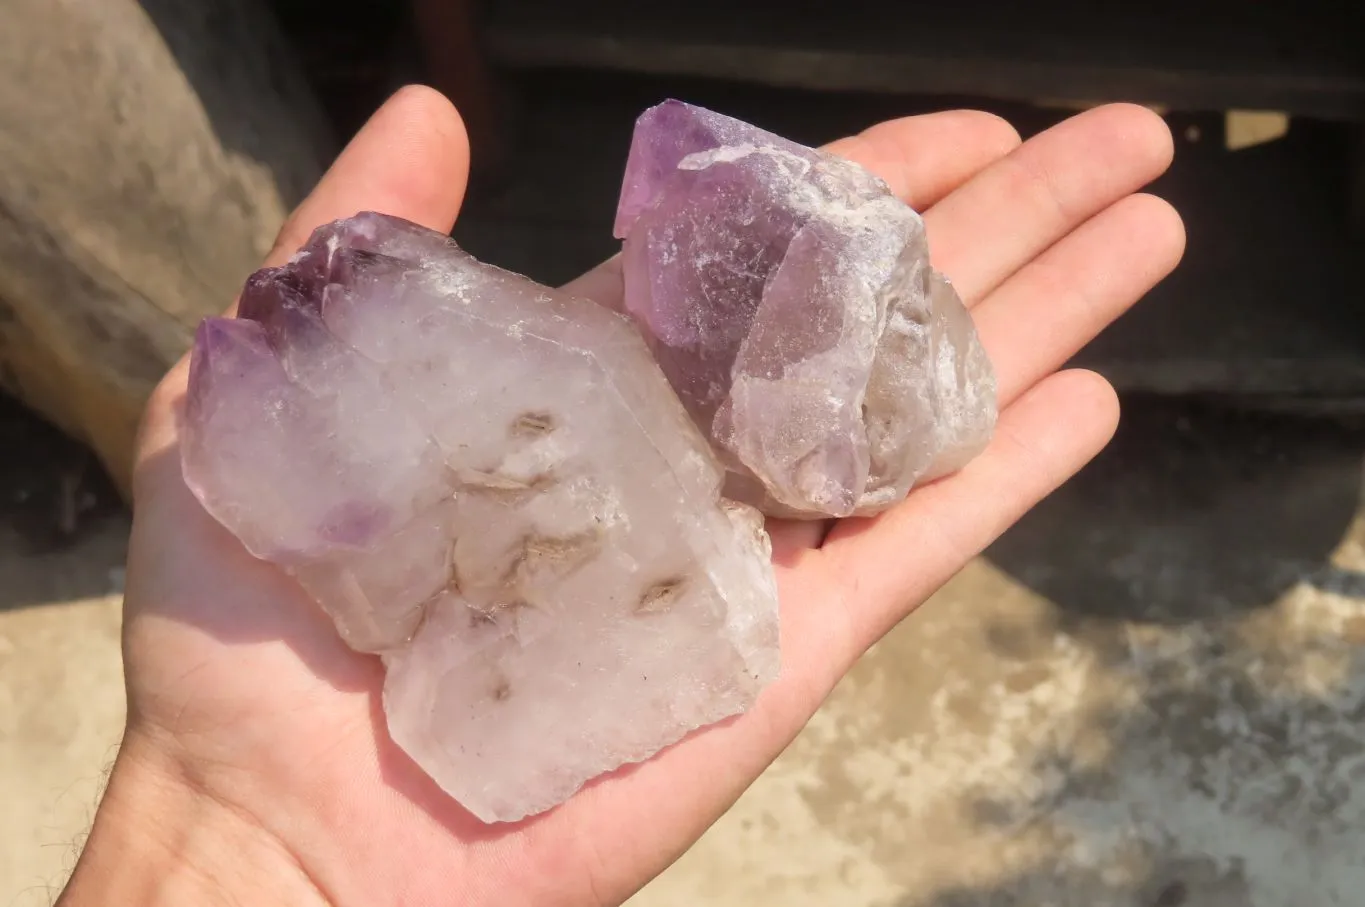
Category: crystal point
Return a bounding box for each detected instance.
[616,100,998,518]
[182,212,780,823]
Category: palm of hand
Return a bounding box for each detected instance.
[121,88,1182,907]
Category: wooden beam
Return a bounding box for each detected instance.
[483,0,1365,120]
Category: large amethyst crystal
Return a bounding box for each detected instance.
[181,212,779,823]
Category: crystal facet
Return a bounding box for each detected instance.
[615,100,998,518]
[182,212,780,823]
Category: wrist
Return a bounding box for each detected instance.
[58,729,332,907]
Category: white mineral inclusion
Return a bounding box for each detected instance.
[181,212,780,823]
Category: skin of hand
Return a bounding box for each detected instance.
[57,85,1184,907]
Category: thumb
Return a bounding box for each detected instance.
[263,84,471,270]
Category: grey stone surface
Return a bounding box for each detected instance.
[0,0,330,493]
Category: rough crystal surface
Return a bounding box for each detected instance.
[181,212,780,823]
[615,100,998,518]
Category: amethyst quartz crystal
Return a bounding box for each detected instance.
[182,212,779,823]
[615,100,997,518]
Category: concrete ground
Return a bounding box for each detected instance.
[0,397,127,906]
[4,393,1365,906]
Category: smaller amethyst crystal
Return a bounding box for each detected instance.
[615,100,997,519]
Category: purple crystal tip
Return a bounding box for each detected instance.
[614,98,785,238]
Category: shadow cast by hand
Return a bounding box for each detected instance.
[987,395,1365,629]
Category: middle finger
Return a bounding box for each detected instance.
[925,103,1175,306]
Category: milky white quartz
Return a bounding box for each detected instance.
[181,212,779,822]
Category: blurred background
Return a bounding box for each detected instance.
[2,1,1363,904]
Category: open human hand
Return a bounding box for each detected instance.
[59,85,1183,907]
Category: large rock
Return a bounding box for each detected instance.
[0,0,333,494]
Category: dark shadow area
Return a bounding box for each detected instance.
[484,0,1365,120]
[987,395,1365,626]
[134,0,339,208]
[1074,114,1365,395]
[0,393,127,611]
[904,857,1254,907]
[260,0,417,140]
